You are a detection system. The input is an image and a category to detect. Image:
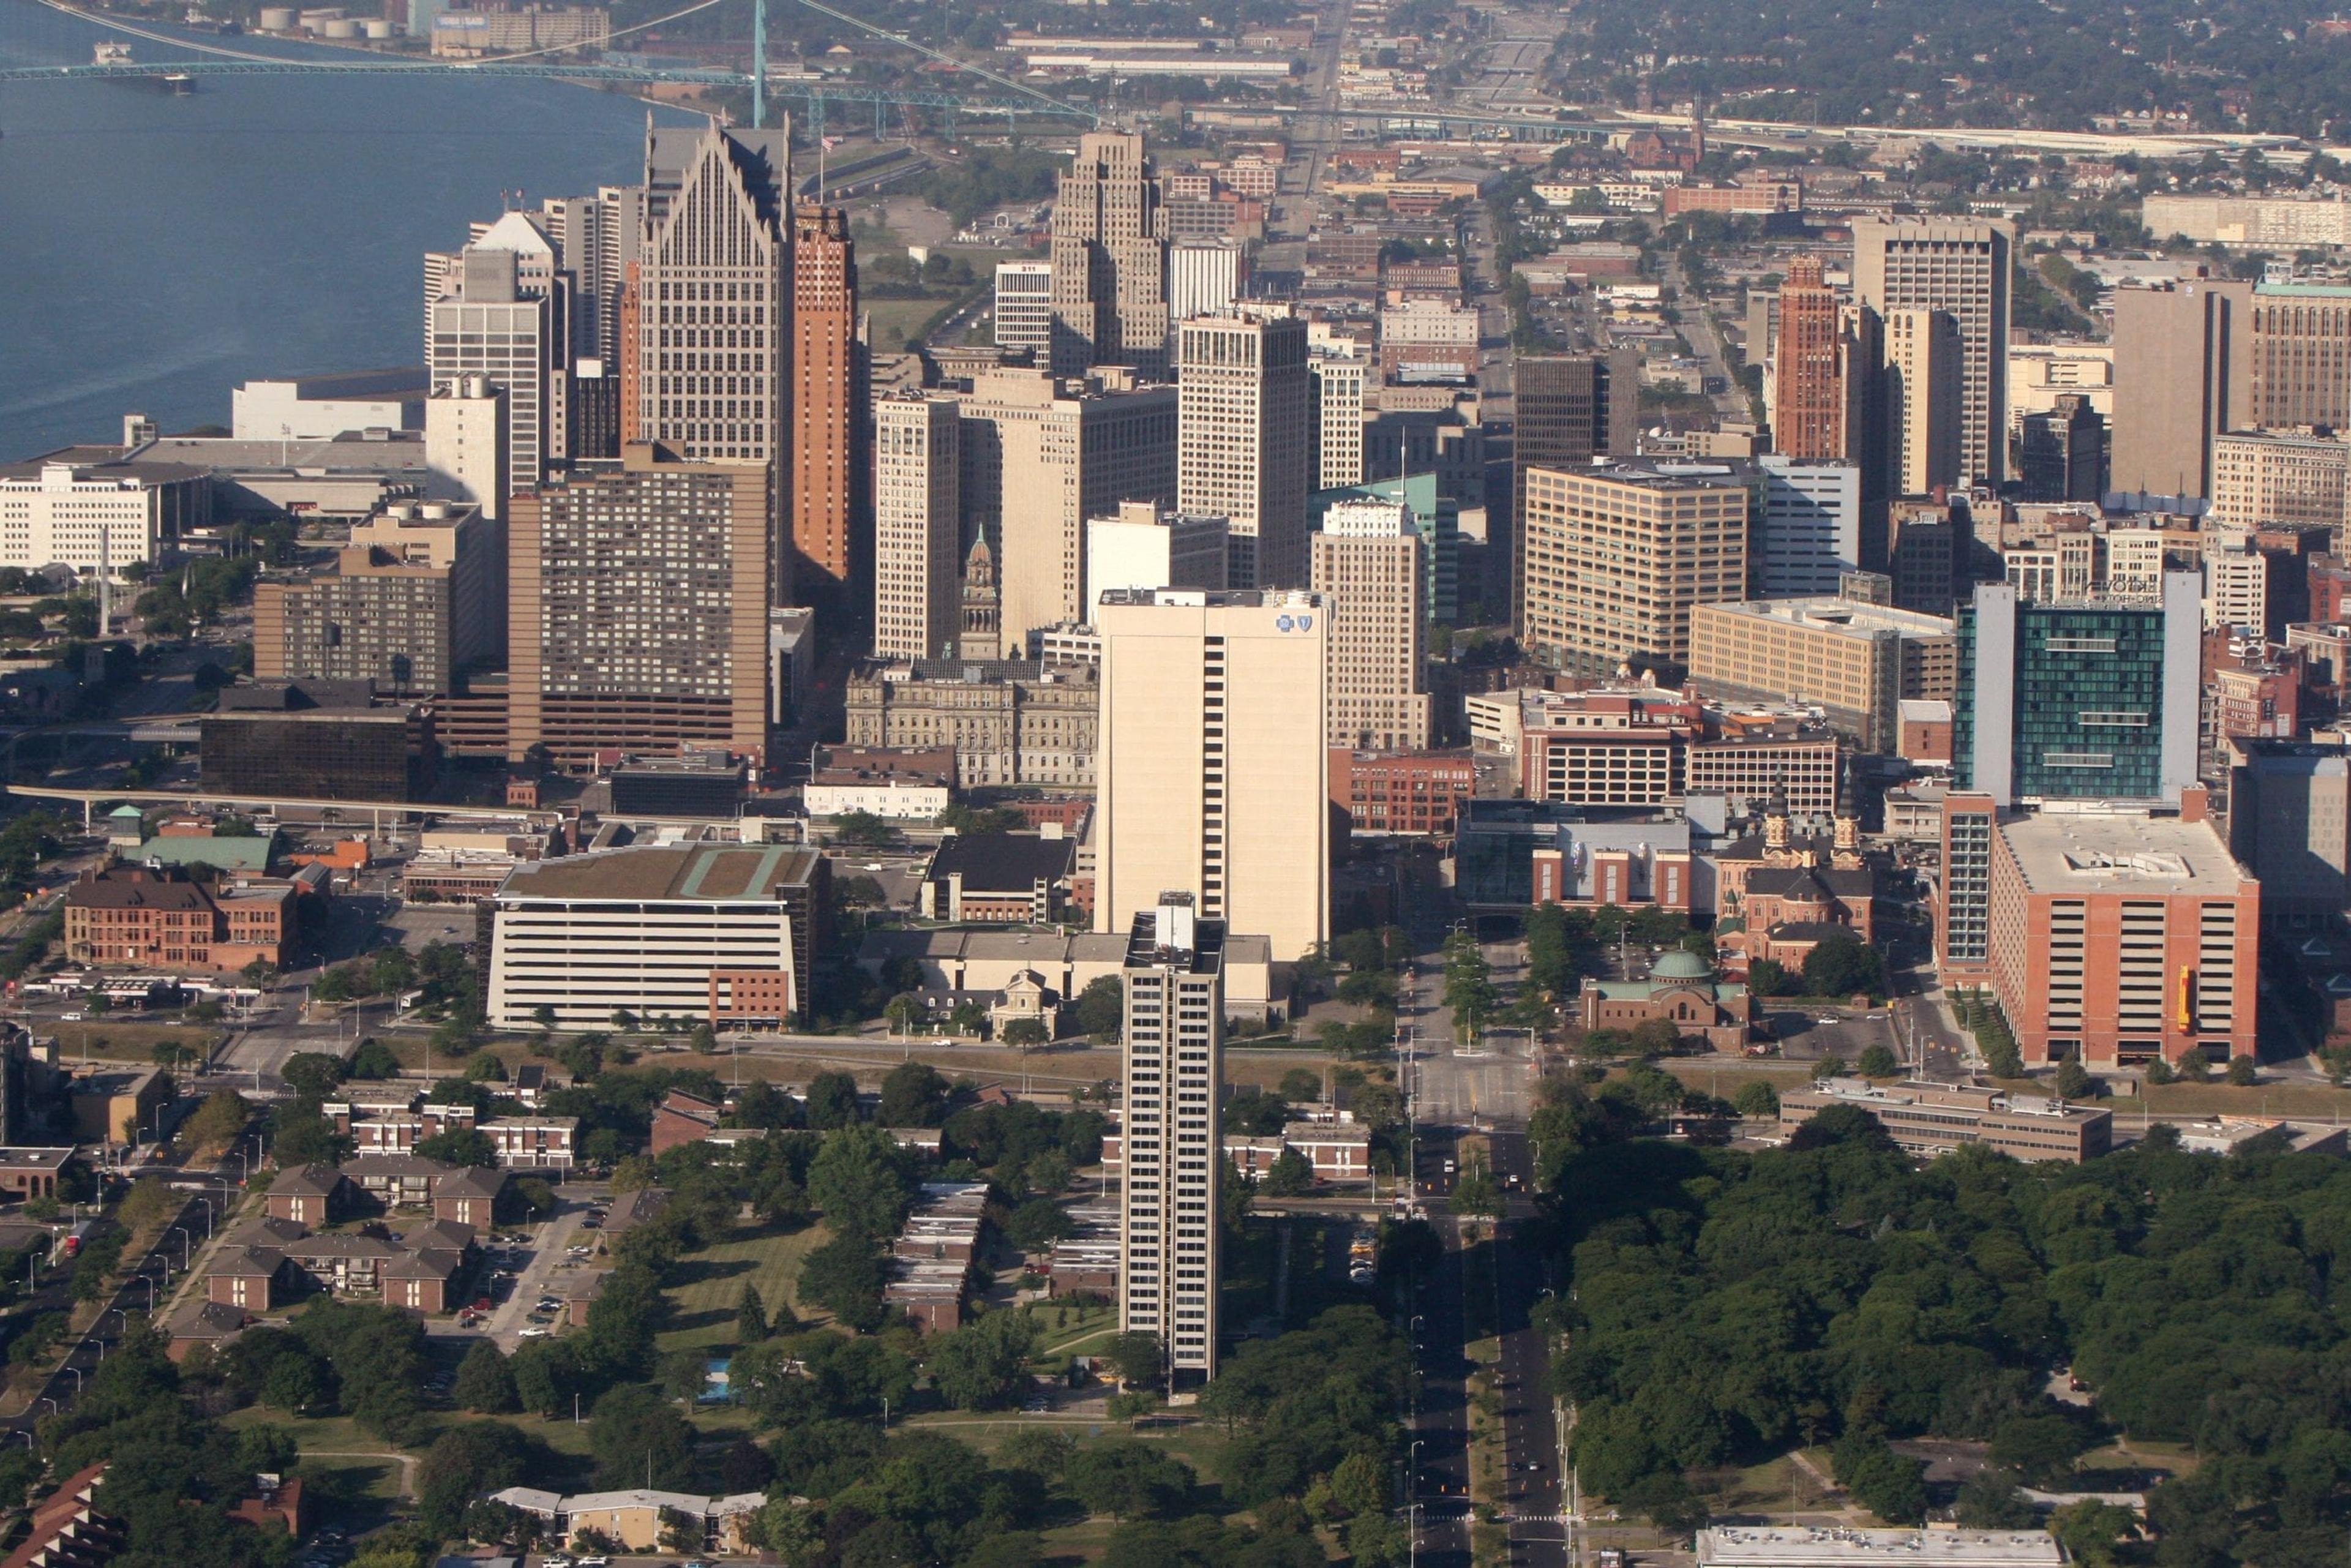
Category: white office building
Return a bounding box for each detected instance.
[993,261,1055,362]
[1168,242,1243,324]
[231,370,426,441]
[1120,892,1225,1380]
[1753,456,1863,596]
[872,395,964,661]
[423,375,509,522]
[1085,500,1230,614]
[484,842,825,1029]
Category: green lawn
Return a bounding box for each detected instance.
[657,1220,831,1352]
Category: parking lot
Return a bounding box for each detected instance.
[440,1181,609,1350]
[1767,1008,1903,1068]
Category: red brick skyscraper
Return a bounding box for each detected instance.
[790,203,865,596]
[1774,256,1846,460]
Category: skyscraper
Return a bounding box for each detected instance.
[424,375,508,521]
[1954,571,2202,806]
[1511,350,1638,639]
[1086,501,1229,615]
[1176,311,1311,590]
[1518,463,1749,678]
[790,203,864,597]
[2017,394,2107,503]
[1883,308,1963,494]
[507,447,772,768]
[1049,130,1170,377]
[426,236,562,492]
[1095,588,1330,962]
[956,367,1179,650]
[1853,220,2012,485]
[872,395,962,662]
[992,261,1054,363]
[1310,353,1368,491]
[1119,891,1224,1381]
[1753,456,1863,596]
[2248,282,2351,429]
[539,185,645,362]
[626,122,792,533]
[1772,257,1847,461]
[1311,500,1430,750]
[1168,241,1243,323]
[2109,278,2252,502]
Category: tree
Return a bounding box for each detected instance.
[808,1123,918,1237]
[1450,1158,1501,1218]
[510,1338,578,1416]
[737,1283,768,1343]
[877,1060,950,1127]
[348,1037,402,1079]
[831,809,897,847]
[1801,933,1886,999]
[1264,1147,1314,1196]
[798,1234,890,1332]
[184,1088,250,1150]
[2054,1052,2095,1098]
[414,1128,498,1168]
[927,1310,1039,1410]
[1731,1080,1779,1118]
[806,1070,862,1129]
[1989,1414,2088,1488]
[1002,1016,1049,1051]
[1063,1441,1192,1520]
[1006,1198,1075,1254]
[1954,1467,2038,1528]
[1104,1330,1164,1390]
[589,1384,698,1490]
[1856,1044,1899,1078]
[1747,957,1793,996]
[1074,976,1124,1040]
[281,1051,345,1100]
[2143,1054,2176,1086]
[452,1340,520,1413]
[2225,1054,2259,1086]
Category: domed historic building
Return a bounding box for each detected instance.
[1578,947,1754,1051]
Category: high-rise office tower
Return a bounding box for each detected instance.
[2110,278,2252,502]
[540,186,646,361]
[1954,571,2201,806]
[424,375,509,521]
[254,501,503,696]
[2017,394,2107,503]
[2249,282,2351,430]
[1853,219,2012,485]
[1095,588,1330,962]
[790,203,864,596]
[1753,456,1863,596]
[872,395,962,662]
[1049,130,1170,377]
[1310,353,1368,491]
[426,234,564,492]
[1168,241,1243,323]
[1119,891,1224,1381]
[626,122,792,561]
[1176,310,1311,590]
[957,367,1179,650]
[1518,463,1749,678]
[1511,350,1638,639]
[992,261,1054,362]
[2202,530,2270,634]
[1883,308,1963,494]
[1772,257,1848,460]
[1086,501,1229,615]
[507,446,772,768]
[1311,500,1430,751]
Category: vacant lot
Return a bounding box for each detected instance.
[658,1220,831,1352]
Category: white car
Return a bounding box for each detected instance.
[518,1326,550,1338]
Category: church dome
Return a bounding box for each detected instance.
[1650,949,1712,981]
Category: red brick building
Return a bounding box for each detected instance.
[650,1089,722,1155]
[1331,749,1476,837]
[63,863,298,973]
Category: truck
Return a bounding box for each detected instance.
[59,1220,98,1259]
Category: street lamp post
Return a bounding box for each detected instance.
[167,1226,189,1269]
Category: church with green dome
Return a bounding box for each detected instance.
[1578,946,1755,1051]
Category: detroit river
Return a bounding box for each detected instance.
[0,0,692,454]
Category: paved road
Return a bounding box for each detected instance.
[1490,1131,1567,1568]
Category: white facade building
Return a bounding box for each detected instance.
[1168,242,1243,324]
[1119,893,1225,1379]
[423,374,508,522]
[872,396,963,662]
[1310,353,1368,490]
[2204,530,2270,633]
[1085,500,1230,615]
[1754,456,1864,596]
[231,370,425,441]
[0,463,171,576]
[484,843,822,1028]
[992,261,1054,361]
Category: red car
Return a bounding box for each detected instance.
[471,1297,492,1313]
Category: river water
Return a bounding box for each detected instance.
[0,0,689,454]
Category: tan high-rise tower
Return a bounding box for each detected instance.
[1853,219,2012,484]
[872,394,962,662]
[1518,463,1749,678]
[1049,130,1170,377]
[1311,500,1429,751]
[1176,311,1312,591]
[1883,308,1963,494]
[789,204,864,596]
[1095,588,1330,962]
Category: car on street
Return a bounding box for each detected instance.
[518,1326,549,1338]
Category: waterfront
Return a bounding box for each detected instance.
[0,0,688,454]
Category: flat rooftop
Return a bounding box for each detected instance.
[498,842,822,903]
[1997,809,2252,897]
[1699,597,1957,636]
[1697,1527,2067,1568]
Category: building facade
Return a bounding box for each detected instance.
[1518,462,1750,677]
[872,396,963,662]
[506,448,771,768]
[843,658,1099,789]
[1753,456,1862,597]
[1119,895,1223,1380]
[1049,130,1170,377]
[1510,350,1638,639]
[992,261,1054,361]
[2110,278,2252,503]
[789,204,863,595]
[253,502,501,696]
[1095,588,1329,962]
[1689,596,1956,753]
[1176,311,1312,590]
[1881,307,1963,495]
[1853,220,2013,484]
[1311,500,1430,751]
